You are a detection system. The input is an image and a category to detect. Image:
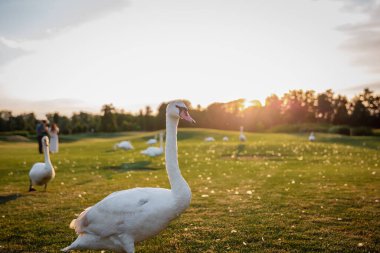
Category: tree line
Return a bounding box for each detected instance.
[0,88,379,135]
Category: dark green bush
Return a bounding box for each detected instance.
[328,125,351,135]
[269,123,330,133]
[0,131,30,137]
[350,127,373,136]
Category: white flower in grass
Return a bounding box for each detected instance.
[231,229,237,233]
[201,194,209,198]
[246,190,252,195]
[243,242,247,245]
[358,243,364,247]
[337,218,342,221]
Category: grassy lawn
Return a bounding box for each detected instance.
[0,129,379,252]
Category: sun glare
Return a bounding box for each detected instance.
[243,100,251,109]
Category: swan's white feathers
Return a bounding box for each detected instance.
[140,147,162,156]
[63,101,192,252]
[29,163,53,185]
[70,188,176,241]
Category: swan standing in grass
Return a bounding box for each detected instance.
[146,134,158,145]
[239,126,246,142]
[141,131,164,157]
[62,100,195,253]
[114,141,134,150]
[309,132,315,142]
[204,137,215,142]
[29,136,55,191]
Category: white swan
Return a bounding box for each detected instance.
[146,134,158,145]
[309,132,315,142]
[114,141,134,150]
[239,126,246,142]
[141,131,164,157]
[204,137,215,142]
[62,100,195,253]
[222,136,229,141]
[29,136,55,191]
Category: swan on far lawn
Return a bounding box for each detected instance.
[204,137,215,142]
[309,132,315,142]
[146,134,157,145]
[114,141,134,150]
[29,136,55,191]
[239,126,246,142]
[141,131,164,157]
[62,100,195,253]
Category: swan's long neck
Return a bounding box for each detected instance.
[43,142,53,170]
[165,115,191,202]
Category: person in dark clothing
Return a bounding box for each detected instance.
[36,120,49,154]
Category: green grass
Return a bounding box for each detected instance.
[0,129,379,252]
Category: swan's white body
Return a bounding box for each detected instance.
[29,136,55,191]
[309,132,315,142]
[222,136,229,141]
[239,126,246,142]
[146,134,158,145]
[115,141,134,150]
[204,137,215,142]
[141,132,164,157]
[63,101,194,253]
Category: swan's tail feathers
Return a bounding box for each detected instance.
[69,218,77,229]
[61,239,81,252]
[70,207,91,234]
[61,245,73,252]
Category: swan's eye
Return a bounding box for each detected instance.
[175,105,188,112]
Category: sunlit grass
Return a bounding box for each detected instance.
[0,129,379,252]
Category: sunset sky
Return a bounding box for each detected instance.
[0,0,379,117]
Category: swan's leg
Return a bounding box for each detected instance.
[29,179,36,192]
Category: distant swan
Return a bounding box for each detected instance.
[309,132,315,142]
[29,136,55,191]
[62,100,195,253]
[141,131,164,157]
[114,141,134,150]
[204,137,215,142]
[146,134,157,145]
[239,126,246,142]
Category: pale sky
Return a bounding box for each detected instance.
[0,0,379,117]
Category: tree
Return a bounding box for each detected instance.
[100,104,118,132]
[262,94,282,127]
[316,90,334,122]
[332,95,349,125]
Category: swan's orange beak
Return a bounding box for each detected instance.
[180,110,196,124]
